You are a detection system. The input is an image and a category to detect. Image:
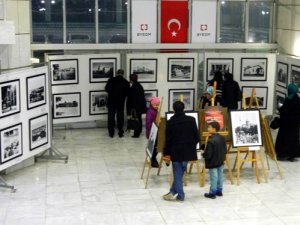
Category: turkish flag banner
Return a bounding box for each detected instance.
[161,0,188,43]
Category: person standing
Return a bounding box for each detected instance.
[127,74,147,138]
[105,69,130,138]
[207,71,224,106]
[201,121,227,199]
[222,73,241,110]
[163,101,199,202]
[275,83,300,161]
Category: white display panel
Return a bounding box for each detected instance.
[0,66,51,171]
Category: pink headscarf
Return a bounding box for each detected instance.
[150,96,160,105]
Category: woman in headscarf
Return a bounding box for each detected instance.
[275,83,300,161]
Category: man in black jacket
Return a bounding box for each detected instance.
[105,69,130,137]
[201,121,227,199]
[163,101,199,202]
[222,73,241,110]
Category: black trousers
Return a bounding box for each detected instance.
[107,106,124,136]
[133,112,143,137]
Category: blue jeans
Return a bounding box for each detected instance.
[170,161,188,200]
[209,165,224,194]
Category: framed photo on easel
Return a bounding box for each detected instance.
[146,122,158,158]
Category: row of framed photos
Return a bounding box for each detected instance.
[0,113,49,165]
[50,57,195,85]
[0,74,46,119]
[277,62,300,91]
[206,57,267,81]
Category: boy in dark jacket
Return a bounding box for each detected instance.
[201,121,227,199]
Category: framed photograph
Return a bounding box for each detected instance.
[241,86,268,109]
[168,58,194,82]
[168,89,195,111]
[146,122,158,158]
[89,58,116,83]
[130,59,157,83]
[89,91,108,115]
[291,65,300,92]
[230,110,262,148]
[275,91,286,115]
[166,111,200,149]
[241,58,267,81]
[206,58,233,81]
[29,114,48,151]
[50,59,78,85]
[53,92,81,119]
[277,62,288,88]
[204,106,225,131]
[0,123,22,164]
[26,74,46,110]
[0,79,20,118]
[144,90,158,108]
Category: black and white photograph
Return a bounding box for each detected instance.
[26,74,46,110]
[89,58,116,83]
[241,58,267,81]
[168,89,195,111]
[166,111,200,149]
[29,114,48,151]
[291,65,300,91]
[144,90,158,108]
[130,59,157,83]
[50,59,78,85]
[89,91,108,115]
[146,122,158,158]
[241,86,268,109]
[0,79,20,118]
[0,123,22,164]
[206,58,233,81]
[168,58,194,82]
[53,92,81,119]
[230,110,262,148]
[275,91,286,115]
[277,62,288,88]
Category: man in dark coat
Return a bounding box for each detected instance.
[163,101,199,201]
[222,73,241,110]
[126,74,147,137]
[105,69,130,137]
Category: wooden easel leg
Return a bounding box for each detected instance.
[265,151,271,170]
[157,153,163,176]
[259,150,268,183]
[144,162,152,189]
[141,155,148,179]
[225,154,234,184]
[274,156,283,179]
[237,150,241,186]
[253,152,260,184]
[195,160,205,187]
[188,162,194,174]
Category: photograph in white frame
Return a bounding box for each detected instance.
[275,91,286,115]
[168,89,195,111]
[53,92,81,119]
[26,74,46,110]
[206,58,233,81]
[29,114,48,151]
[146,122,158,158]
[130,59,157,83]
[277,62,288,88]
[166,111,200,149]
[241,58,267,81]
[89,58,116,83]
[50,59,78,85]
[89,91,108,115]
[144,90,158,108]
[168,58,194,81]
[241,86,268,109]
[0,79,20,118]
[0,123,23,164]
[291,65,300,92]
[230,110,262,148]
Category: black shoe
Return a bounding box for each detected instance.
[109,134,114,138]
[287,157,295,162]
[151,160,159,168]
[118,134,124,138]
[131,135,139,138]
[216,192,223,197]
[204,193,216,199]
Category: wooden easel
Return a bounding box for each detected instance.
[140,97,164,189]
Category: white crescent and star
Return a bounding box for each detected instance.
[167,18,181,37]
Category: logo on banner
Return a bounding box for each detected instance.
[137,23,151,37]
[167,18,181,37]
[197,24,211,37]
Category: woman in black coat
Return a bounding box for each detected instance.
[275,83,300,161]
[126,74,147,137]
[222,73,241,110]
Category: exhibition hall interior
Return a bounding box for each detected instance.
[0,0,300,224]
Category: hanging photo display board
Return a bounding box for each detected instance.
[0,66,51,172]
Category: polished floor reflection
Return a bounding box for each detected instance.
[0,128,299,225]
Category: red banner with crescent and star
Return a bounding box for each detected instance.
[160,0,188,43]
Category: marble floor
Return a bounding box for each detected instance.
[0,128,300,225]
